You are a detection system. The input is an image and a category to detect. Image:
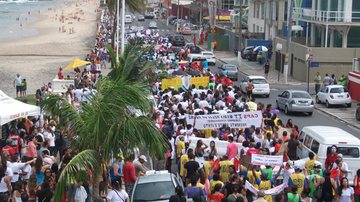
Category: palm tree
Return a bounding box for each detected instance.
[42,44,167,201]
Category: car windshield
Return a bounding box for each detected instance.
[330,87,345,93]
[133,181,175,201]
[252,79,267,84]
[292,92,311,99]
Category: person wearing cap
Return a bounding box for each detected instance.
[288,165,306,195]
[333,153,350,178]
[134,155,149,177]
[253,190,267,202]
[109,154,124,185]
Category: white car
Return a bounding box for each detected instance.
[125,15,132,24]
[316,85,352,108]
[201,51,216,65]
[240,76,270,97]
[149,21,157,29]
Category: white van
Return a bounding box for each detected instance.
[297,126,360,185]
[125,15,132,24]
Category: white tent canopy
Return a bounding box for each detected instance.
[0,90,40,125]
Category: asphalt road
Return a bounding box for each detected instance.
[131,18,360,138]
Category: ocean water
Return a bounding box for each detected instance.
[0,0,62,41]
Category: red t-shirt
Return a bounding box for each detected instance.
[355,177,360,195]
[1,145,15,156]
[122,161,136,184]
[246,148,259,157]
[209,193,224,202]
[58,71,63,79]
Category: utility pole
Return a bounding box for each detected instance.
[238,1,242,50]
[177,0,179,19]
[284,0,294,84]
[120,0,125,54]
[199,1,203,28]
[116,0,120,62]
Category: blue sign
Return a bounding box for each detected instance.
[310,61,320,68]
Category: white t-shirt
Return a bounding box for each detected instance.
[339,187,354,202]
[7,162,26,182]
[74,185,88,202]
[107,189,128,202]
[22,164,32,180]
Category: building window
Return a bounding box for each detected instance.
[284,1,288,21]
[261,2,265,19]
[256,2,260,18]
[253,1,256,18]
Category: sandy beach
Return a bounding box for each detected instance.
[0,0,100,98]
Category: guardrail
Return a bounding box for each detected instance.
[293,8,360,23]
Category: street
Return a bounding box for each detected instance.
[132,17,360,138]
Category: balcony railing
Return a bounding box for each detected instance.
[293,8,360,23]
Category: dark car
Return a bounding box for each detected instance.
[171,35,185,46]
[356,104,360,121]
[144,12,154,19]
[189,46,201,54]
[240,46,255,59]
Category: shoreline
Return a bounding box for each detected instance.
[0,0,100,98]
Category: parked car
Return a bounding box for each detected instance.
[316,85,352,108]
[171,35,185,46]
[131,170,183,202]
[201,51,216,65]
[240,46,255,59]
[218,64,238,80]
[125,15,132,24]
[144,12,155,19]
[179,26,192,35]
[137,15,145,21]
[276,90,314,115]
[189,46,201,54]
[240,76,270,97]
[356,104,360,121]
[148,21,157,29]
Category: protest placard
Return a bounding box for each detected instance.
[190,76,209,88]
[251,154,283,166]
[161,77,183,90]
[186,111,263,130]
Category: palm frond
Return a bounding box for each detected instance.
[54,150,100,202]
[41,94,83,128]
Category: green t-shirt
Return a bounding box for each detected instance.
[287,193,300,202]
[262,167,273,180]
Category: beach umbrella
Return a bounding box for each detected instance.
[253,46,268,52]
[64,59,91,70]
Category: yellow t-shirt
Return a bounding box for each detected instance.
[180,154,189,177]
[219,160,233,183]
[290,173,306,195]
[203,161,214,179]
[177,140,185,158]
[210,180,224,192]
[247,170,261,188]
[203,129,213,138]
[187,182,205,189]
[259,180,272,202]
[305,159,315,174]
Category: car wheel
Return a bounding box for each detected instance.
[285,106,289,115]
[325,100,331,108]
[276,101,280,110]
[356,109,360,121]
[316,96,321,104]
[346,103,352,108]
[308,112,313,116]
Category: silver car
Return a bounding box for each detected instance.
[131,170,183,202]
[276,90,314,116]
[218,64,238,80]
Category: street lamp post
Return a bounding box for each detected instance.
[120,0,125,54]
[116,0,120,62]
[284,0,294,84]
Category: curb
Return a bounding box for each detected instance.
[314,105,360,131]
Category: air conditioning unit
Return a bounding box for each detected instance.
[353,58,360,72]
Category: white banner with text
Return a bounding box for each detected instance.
[251,154,283,166]
[186,111,263,129]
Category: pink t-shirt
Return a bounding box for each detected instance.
[226,142,238,160]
